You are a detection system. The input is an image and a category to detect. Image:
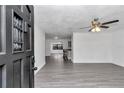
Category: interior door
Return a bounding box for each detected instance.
[0,5,35,88]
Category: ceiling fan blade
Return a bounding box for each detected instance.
[100,25,109,28]
[80,26,91,29]
[102,20,119,25]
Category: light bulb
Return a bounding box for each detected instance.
[91,28,95,32]
[95,27,101,32]
[91,27,101,32]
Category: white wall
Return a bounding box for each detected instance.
[45,39,71,56]
[112,29,124,66]
[72,32,112,63]
[34,7,46,73]
[34,25,45,73]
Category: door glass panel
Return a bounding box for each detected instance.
[12,11,24,53]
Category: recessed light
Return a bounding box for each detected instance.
[54,36,58,40]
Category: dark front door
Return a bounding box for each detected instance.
[0,5,35,88]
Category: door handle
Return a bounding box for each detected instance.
[31,56,35,61]
[32,67,38,71]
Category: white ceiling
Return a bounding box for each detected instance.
[34,5,124,39]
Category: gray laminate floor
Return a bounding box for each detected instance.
[35,54,124,88]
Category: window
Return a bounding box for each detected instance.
[52,44,63,50]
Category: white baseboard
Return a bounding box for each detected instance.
[113,63,124,67]
[73,61,113,63]
[35,62,46,74]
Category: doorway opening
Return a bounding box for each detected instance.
[45,34,72,64]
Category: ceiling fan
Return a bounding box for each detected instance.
[80,18,119,32]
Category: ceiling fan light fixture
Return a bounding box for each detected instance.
[91,27,101,32]
[95,27,101,32]
[79,18,119,32]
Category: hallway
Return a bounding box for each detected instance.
[35,54,124,88]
